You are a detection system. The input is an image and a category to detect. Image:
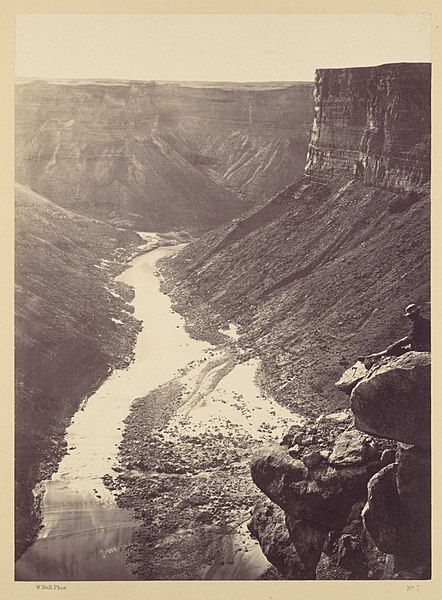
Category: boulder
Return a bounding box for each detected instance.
[362,464,404,555]
[286,515,329,576]
[363,459,431,566]
[351,352,430,448]
[248,501,312,579]
[251,443,381,529]
[335,361,368,394]
[329,430,373,467]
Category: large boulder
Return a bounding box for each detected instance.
[251,429,383,530]
[362,464,405,555]
[350,352,430,448]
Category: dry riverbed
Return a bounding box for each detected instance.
[107,340,303,579]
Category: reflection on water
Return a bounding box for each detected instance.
[15,481,138,581]
[15,246,210,581]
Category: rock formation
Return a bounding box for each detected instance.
[249,350,430,580]
[15,80,314,231]
[249,411,393,579]
[305,63,430,190]
[353,353,431,578]
[351,352,430,448]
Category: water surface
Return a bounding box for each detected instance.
[15,246,209,581]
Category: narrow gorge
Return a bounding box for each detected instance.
[15,62,430,581]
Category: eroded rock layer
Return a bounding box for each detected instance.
[15,80,314,231]
[305,63,430,189]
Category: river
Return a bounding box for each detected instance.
[15,244,301,581]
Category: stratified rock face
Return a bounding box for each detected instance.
[305,63,431,190]
[350,352,431,448]
[15,80,314,231]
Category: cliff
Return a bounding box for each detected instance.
[305,63,430,189]
[163,62,430,419]
[15,184,142,558]
[15,80,314,231]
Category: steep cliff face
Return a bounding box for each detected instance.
[15,184,142,557]
[163,62,430,418]
[305,63,430,189]
[15,80,314,231]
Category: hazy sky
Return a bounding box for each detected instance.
[15,13,431,82]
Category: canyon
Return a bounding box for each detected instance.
[15,62,431,580]
[15,79,314,231]
[164,63,431,420]
[14,79,314,562]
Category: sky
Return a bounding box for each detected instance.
[15,13,431,82]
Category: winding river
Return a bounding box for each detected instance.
[15,244,299,581]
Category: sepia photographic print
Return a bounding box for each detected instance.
[3,2,439,598]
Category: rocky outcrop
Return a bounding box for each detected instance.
[362,445,431,571]
[248,501,310,579]
[339,352,431,577]
[249,414,394,578]
[249,347,431,580]
[15,79,314,231]
[305,63,431,190]
[351,352,430,448]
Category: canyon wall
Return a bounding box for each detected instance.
[15,184,142,558]
[305,63,430,189]
[164,61,430,430]
[15,80,314,231]
[162,62,431,580]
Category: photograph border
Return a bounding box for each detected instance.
[1,1,440,599]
